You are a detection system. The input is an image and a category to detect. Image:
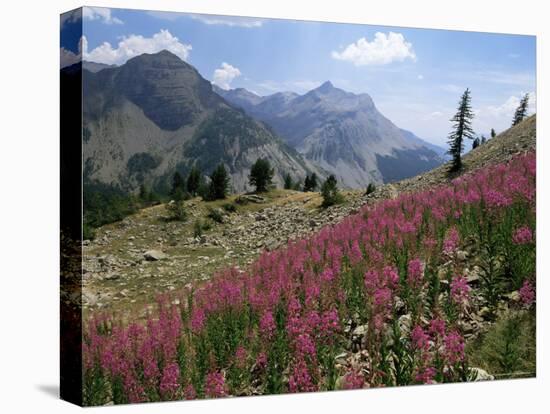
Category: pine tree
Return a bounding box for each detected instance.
[171,172,185,196]
[321,175,343,207]
[447,88,476,172]
[208,163,230,200]
[283,173,293,190]
[472,137,481,150]
[249,158,274,193]
[490,128,496,139]
[303,173,318,192]
[512,93,529,126]
[187,165,201,196]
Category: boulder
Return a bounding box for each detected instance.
[143,250,167,261]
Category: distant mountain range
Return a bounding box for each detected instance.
[75,50,323,193]
[214,82,446,187]
[63,50,446,195]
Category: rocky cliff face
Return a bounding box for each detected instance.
[216,81,445,187]
[78,51,323,194]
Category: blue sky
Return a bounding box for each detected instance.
[61,7,536,147]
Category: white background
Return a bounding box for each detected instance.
[0,0,548,412]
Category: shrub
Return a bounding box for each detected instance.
[222,203,237,213]
[365,182,376,195]
[321,175,343,207]
[207,207,224,224]
[165,200,187,222]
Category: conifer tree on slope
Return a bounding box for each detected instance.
[447,88,475,172]
[512,93,529,127]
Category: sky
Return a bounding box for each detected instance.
[60,7,536,147]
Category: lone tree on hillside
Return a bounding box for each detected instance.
[321,174,343,207]
[283,173,294,190]
[447,88,475,172]
[512,93,530,127]
[472,137,481,150]
[171,172,185,196]
[187,165,201,197]
[490,128,497,139]
[249,158,274,193]
[303,173,318,192]
[207,163,230,200]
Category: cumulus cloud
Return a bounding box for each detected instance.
[82,29,192,66]
[475,92,536,133]
[212,63,242,90]
[82,7,123,25]
[331,32,416,66]
[60,9,81,27]
[60,37,87,68]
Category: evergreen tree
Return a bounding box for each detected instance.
[139,183,149,201]
[283,173,293,190]
[186,165,201,196]
[303,173,319,192]
[490,128,496,139]
[171,172,185,196]
[512,93,529,126]
[321,174,343,207]
[447,88,476,172]
[208,163,230,200]
[249,158,274,193]
[472,137,481,150]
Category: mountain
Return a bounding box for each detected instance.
[82,61,117,73]
[78,51,323,193]
[216,81,445,187]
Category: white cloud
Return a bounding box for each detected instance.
[60,9,81,27]
[147,11,264,27]
[331,32,416,66]
[417,74,424,80]
[82,29,192,65]
[82,7,123,25]
[60,37,86,68]
[475,92,536,133]
[189,14,264,27]
[212,63,242,90]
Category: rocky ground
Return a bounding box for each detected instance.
[81,115,536,321]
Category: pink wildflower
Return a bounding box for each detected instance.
[519,280,535,307]
[259,310,276,339]
[450,275,470,306]
[159,362,180,399]
[443,227,460,255]
[204,371,226,398]
[415,366,437,384]
[444,331,465,364]
[411,325,430,351]
[513,226,533,245]
[342,369,365,390]
[429,318,446,337]
[184,383,197,400]
[407,259,424,289]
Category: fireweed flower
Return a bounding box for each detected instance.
[159,362,180,399]
[364,269,379,293]
[415,366,437,384]
[407,259,424,289]
[288,359,317,393]
[204,371,227,398]
[342,369,365,390]
[513,226,533,245]
[443,227,460,255]
[234,346,248,369]
[444,331,465,364]
[382,265,400,290]
[519,280,535,307]
[259,310,276,339]
[429,318,446,337]
[183,383,197,400]
[411,326,430,351]
[450,275,470,306]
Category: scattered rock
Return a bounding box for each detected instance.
[469,367,495,381]
[143,250,167,261]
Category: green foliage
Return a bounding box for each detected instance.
[303,173,318,192]
[165,200,187,222]
[127,153,160,182]
[283,173,293,190]
[472,137,481,150]
[468,311,536,378]
[512,93,529,127]
[249,158,275,193]
[447,88,475,172]
[187,165,201,196]
[84,182,140,230]
[321,174,343,208]
[222,203,237,213]
[207,207,225,224]
[171,172,185,196]
[207,163,230,201]
[365,182,376,195]
[490,128,496,139]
